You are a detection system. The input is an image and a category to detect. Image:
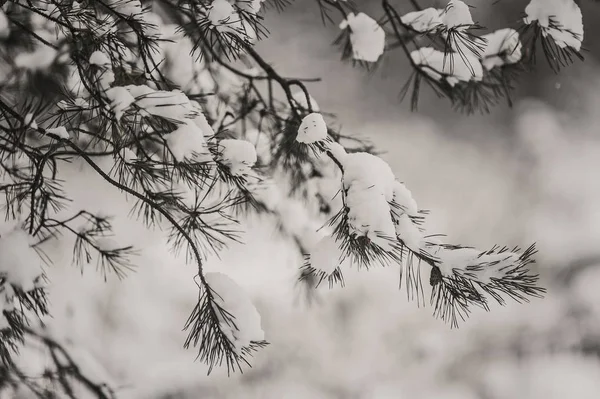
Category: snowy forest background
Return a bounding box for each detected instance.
[3,0,600,398]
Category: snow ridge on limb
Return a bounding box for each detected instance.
[184,272,267,375]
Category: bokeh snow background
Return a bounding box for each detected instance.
[12,1,600,398]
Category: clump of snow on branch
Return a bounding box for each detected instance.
[339,13,386,63]
[410,47,483,86]
[296,137,533,293]
[342,152,399,250]
[110,85,214,160]
[167,121,211,162]
[46,126,70,140]
[401,8,443,33]
[524,0,583,51]
[391,181,423,252]
[209,0,237,25]
[394,214,423,252]
[205,272,264,354]
[296,113,328,144]
[159,24,202,89]
[429,245,519,284]
[89,50,111,67]
[441,0,473,30]
[480,28,523,70]
[124,86,196,120]
[89,50,115,90]
[392,181,419,217]
[105,87,135,121]
[326,141,348,161]
[218,139,258,176]
[208,0,245,37]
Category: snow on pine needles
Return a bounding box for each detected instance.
[294,115,544,326]
[0,0,569,386]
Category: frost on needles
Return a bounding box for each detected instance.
[0,0,590,394]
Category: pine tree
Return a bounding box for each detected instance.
[0,0,589,396]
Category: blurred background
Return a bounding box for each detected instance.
[29,0,600,398]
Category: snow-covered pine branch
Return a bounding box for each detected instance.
[0,0,575,392]
[367,0,586,112]
[294,114,544,327]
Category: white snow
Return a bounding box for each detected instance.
[166,120,211,162]
[125,86,197,121]
[343,152,396,201]
[410,47,483,86]
[524,0,583,50]
[160,24,202,89]
[14,45,57,71]
[107,87,212,160]
[480,28,522,70]
[218,139,257,176]
[339,13,386,63]
[338,153,423,252]
[309,234,348,276]
[401,8,443,33]
[89,50,111,67]
[46,126,70,140]
[394,214,423,252]
[441,0,473,29]
[205,272,264,354]
[342,153,398,249]
[98,69,115,90]
[209,0,236,25]
[475,252,519,284]
[209,0,243,35]
[429,245,519,283]
[190,101,216,137]
[0,228,43,292]
[347,188,397,249]
[326,141,348,162]
[296,113,328,144]
[105,86,135,120]
[392,181,419,217]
